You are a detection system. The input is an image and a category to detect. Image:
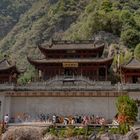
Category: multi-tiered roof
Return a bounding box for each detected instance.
[0,58,20,83]
[28,40,113,81]
[121,56,140,83]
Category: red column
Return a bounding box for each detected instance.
[105,66,108,81]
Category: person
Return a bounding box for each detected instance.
[52,114,56,124]
[99,117,106,125]
[82,115,89,125]
[71,118,75,125]
[95,115,100,124]
[4,114,9,130]
[64,117,69,125]
[4,114,9,124]
[112,114,119,128]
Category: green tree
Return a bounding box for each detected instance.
[85,0,99,13]
[121,28,140,48]
[100,0,112,12]
[120,10,136,27]
[109,10,122,35]
[134,43,140,59]
[116,95,138,124]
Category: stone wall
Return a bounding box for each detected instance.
[9,96,117,120]
[0,94,5,120]
[0,91,140,121]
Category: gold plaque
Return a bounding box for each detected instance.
[63,62,78,68]
[67,50,76,53]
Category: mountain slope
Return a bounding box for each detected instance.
[64,0,140,47]
[0,0,37,39]
[0,0,88,65]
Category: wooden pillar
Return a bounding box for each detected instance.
[96,68,99,81]
[9,75,12,83]
[59,68,61,76]
[38,69,42,80]
[36,69,39,81]
[105,66,108,81]
[80,67,82,76]
[124,74,127,83]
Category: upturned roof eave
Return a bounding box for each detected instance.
[27,57,114,66]
[0,65,15,71]
[121,57,140,70]
[121,66,140,70]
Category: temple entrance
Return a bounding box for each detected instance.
[132,76,138,83]
[99,67,106,80]
[63,62,78,77]
[64,68,72,76]
[64,68,77,76]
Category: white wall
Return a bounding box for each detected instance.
[10,97,117,120]
[2,91,139,122]
[128,92,140,99]
[0,95,5,120]
[0,95,11,121]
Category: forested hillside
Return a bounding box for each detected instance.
[0,0,140,82]
[0,0,37,38]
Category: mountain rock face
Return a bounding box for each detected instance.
[97,129,140,140]
[3,127,140,140]
[0,0,89,65]
[0,0,37,38]
[0,0,140,81]
[2,127,43,140]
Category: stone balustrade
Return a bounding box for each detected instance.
[0,83,15,91]
[0,82,140,91]
[121,83,140,91]
[0,76,140,91]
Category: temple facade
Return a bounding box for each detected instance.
[121,57,140,83]
[0,40,140,122]
[28,40,113,81]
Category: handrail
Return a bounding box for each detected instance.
[0,78,140,91]
[46,75,95,85]
[8,123,119,128]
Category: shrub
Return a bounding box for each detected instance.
[134,43,140,58]
[65,127,75,138]
[110,127,120,134]
[114,96,138,134]
[49,127,58,136]
[116,95,138,125]
[119,123,130,135]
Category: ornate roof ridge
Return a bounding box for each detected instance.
[52,39,95,44]
[39,42,105,50]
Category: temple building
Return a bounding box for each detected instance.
[28,40,113,81]
[0,58,20,83]
[121,57,140,83]
[0,40,140,122]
